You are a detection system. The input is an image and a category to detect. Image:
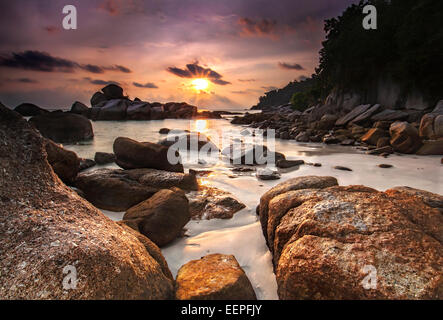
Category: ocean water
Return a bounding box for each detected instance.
[64,117,442,300]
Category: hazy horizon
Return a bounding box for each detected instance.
[0,0,357,110]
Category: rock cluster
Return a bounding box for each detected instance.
[233,100,443,155]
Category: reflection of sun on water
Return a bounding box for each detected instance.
[195,119,208,132]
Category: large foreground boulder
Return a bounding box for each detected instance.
[0,103,174,299]
[122,188,190,247]
[45,139,79,185]
[114,137,184,172]
[259,177,442,299]
[175,254,257,300]
[75,168,197,211]
[29,112,94,143]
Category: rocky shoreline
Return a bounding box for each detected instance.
[232,100,443,157]
[1,100,442,300]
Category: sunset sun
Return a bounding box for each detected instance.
[192,78,209,91]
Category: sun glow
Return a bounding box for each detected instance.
[192,78,209,91]
[195,119,208,132]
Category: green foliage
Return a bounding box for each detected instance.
[316,0,443,103]
[290,92,310,111]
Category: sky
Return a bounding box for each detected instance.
[0,0,357,110]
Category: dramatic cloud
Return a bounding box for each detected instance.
[278,62,305,70]
[0,51,77,73]
[133,82,158,89]
[0,51,131,74]
[167,63,231,86]
[238,18,278,38]
[84,77,120,86]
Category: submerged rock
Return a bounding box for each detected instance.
[0,103,174,299]
[222,144,285,165]
[259,178,442,299]
[29,112,94,143]
[123,188,190,247]
[276,159,305,169]
[175,254,257,300]
[114,137,184,172]
[187,186,246,220]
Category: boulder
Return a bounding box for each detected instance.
[29,112,94,143]
[371,109,409,122]
[257,168,281,180]
[158,132,219,152]
[175,254,257,300]
[14,103,48,116]
[90,92,107,107]
[94,152,115,164]
[335,104,372,126]
[75,169,158,211]
[114,137,184,172]
[416,139,443,155]
[187,186,246,220]
[222,144,285,165]
[276,159,305,169]
[123,188,190,247]
[361,128,389,146]
[44,139,79,185]
[295,132,310,142]
[70,101,90,117]
[96,99,129,121]
[389,121,422,154]
[315,114,338,130]
[126,102,152,120]
[0,103,174,299]
[150,106,165,120]
[159,128,171,134]
[74,168,197,211]
[376,137,391,148]
[350,104,381,125]
[258,176,339,246]
[260,179,442,299]
[102,84,124,100]
[419,101,443,139]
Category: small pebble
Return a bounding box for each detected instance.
[378,164,393,168]
[333,166,352,171]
